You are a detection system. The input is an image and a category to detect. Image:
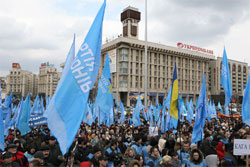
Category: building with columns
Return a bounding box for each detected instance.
[100,6,215,107]
[209,58,249,102]
[37,62,60,97]
[6,63,37,98]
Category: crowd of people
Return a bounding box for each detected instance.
[0,112,249,167]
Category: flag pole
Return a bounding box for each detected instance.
[144,0,148,108]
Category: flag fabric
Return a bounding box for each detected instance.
[136,95,144,111]
[40,96,45,114]
[95,53,114,120]
[163,86,172,111]
[4,108,11,136]
[119,101,125,124]
[191,73,207,144]
[212,102,218,120]
[45,0,106,153]
[46,96,50,109]
[0,81,1,103]
[207,100,212,122]
[17,93,31,136]
[225,107,229,116]
[132,108,141,127]
[242,74,250,126]
[161,106,166,133]
[106,108,114,127]
[187,99,194,124]
[170,63,178,120]
[221,47,232,109]
[2,93,12,120]
[148,104,153,127]
[31,95,40,114]
[83,104,94,126]
[43,34,77,155]
[218,102,223,114]
[10,99,23,127]
[45,1,106,153]
[0,107,4,151]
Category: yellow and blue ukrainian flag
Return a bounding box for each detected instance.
[170,63,178,120]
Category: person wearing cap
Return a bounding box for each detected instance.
[90,146,102,167]
[98,156,108,167]
[40,145,52,165]
[0,152,20,167]
[6,143,29,166]
[33,151,53,167]
[47,136,62,166]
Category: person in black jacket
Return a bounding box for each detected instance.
[199,133,217,157]
[90,146,102,166]
[74,138,90,163]
[47,136,63,166]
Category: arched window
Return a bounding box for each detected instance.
[232,64,236,72]
[238,65,241,72]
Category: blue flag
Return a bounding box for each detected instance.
[31,95,40,114]
[45,0,107,153]
[17,93,31,136]
[136,95,144,111]
[191,73,207,144]
[163,86,172,111]
[43,34,77,154]
[119,100,125,124]
[46,96,50,109]
[225,107,229,116]
[207,100,212,122]
[4,108,11,136]
[0,81,1,104]
[212,102,218,120]
[161,106,165,133]
[242,74,250,126]
[132,108,141,127]
[0,107,4,151]
[83,104,94,126]
[95,53,114,118]
[217,102,223,114]
[221,47,232,109]
[187,99,194,124]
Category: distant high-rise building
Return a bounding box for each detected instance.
[38,62,59,97]
[6,63,37,98]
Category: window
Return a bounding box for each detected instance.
[120,48,128,61]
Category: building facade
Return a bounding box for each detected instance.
[100,7,215,107]
[209,58,249,103]
[6,63,37,98]
[38,62,59,97]
[100,6,249,107]
[0,77,7,100]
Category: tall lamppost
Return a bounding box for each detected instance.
[144,0,148,107]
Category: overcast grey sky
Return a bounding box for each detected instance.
[1,0,250,77]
